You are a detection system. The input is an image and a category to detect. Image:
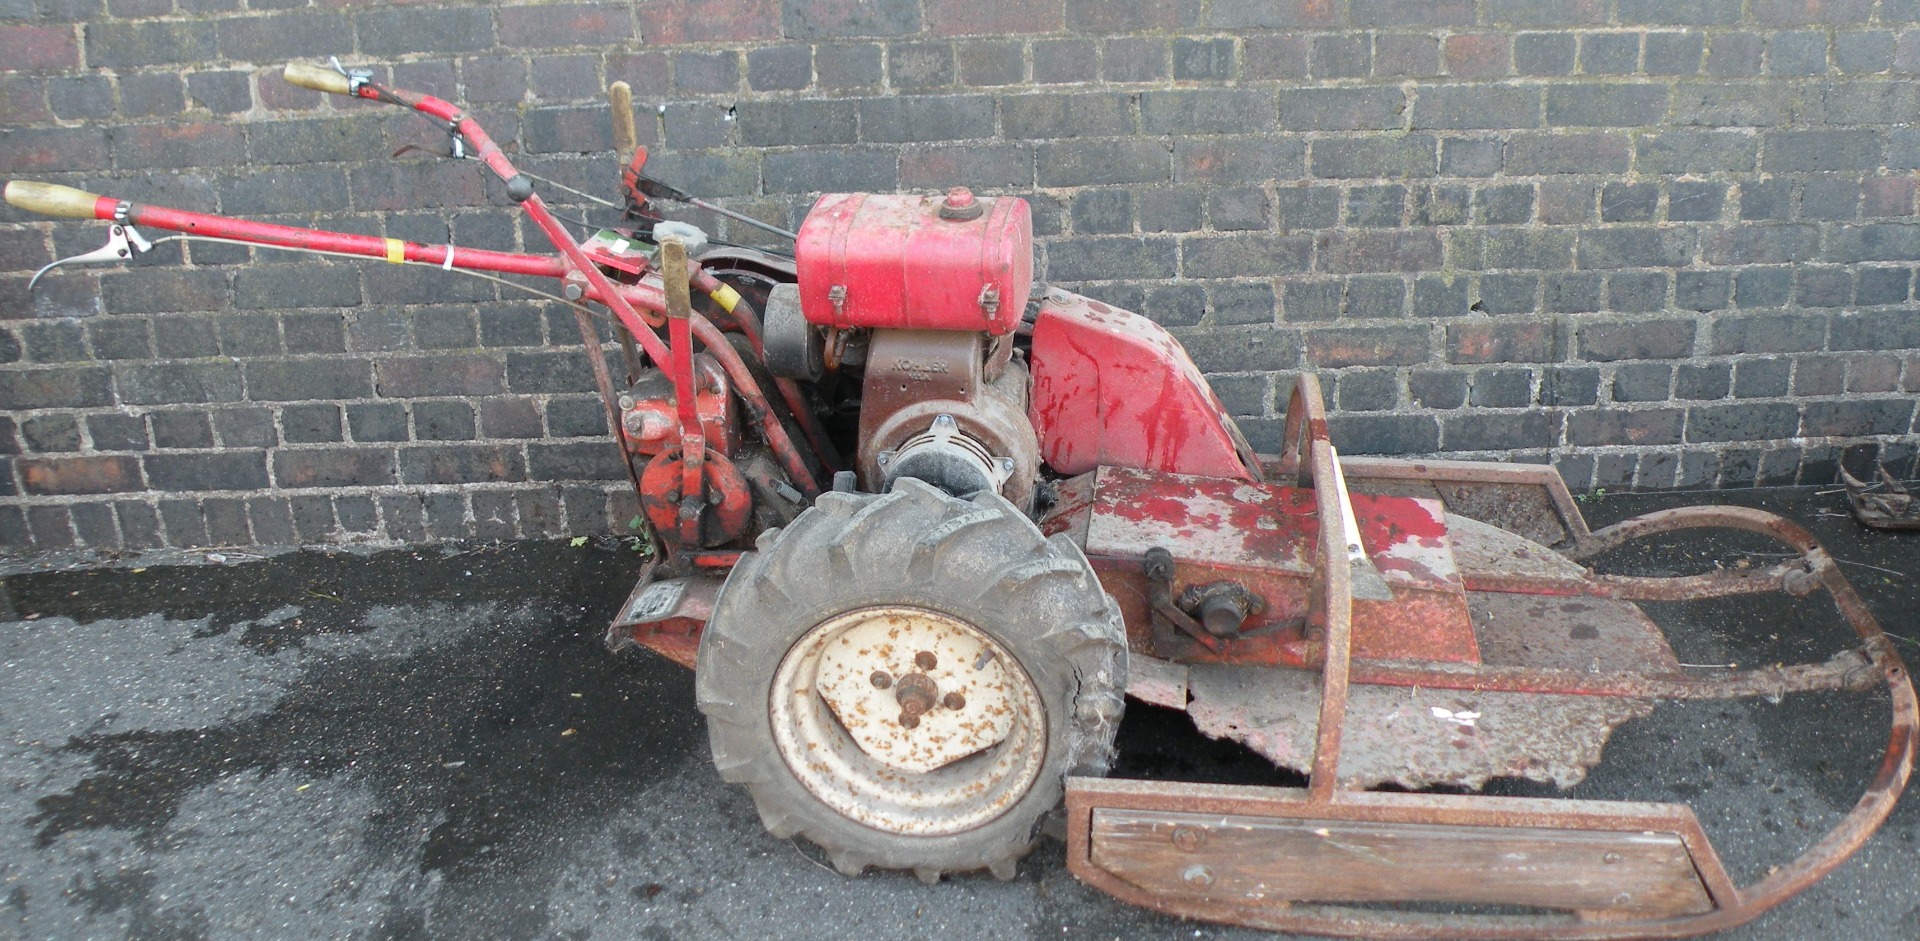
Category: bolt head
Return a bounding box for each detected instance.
[870,671,892,689]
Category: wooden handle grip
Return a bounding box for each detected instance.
[608,81,637,164]
[4,180,106,220]
[283,63,352,95]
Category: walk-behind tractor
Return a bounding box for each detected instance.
[8,64,1916,939]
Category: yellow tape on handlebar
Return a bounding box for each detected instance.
[708,283,742,313]
[384,238,405,263]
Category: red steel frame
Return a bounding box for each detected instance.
[49,73,821,505]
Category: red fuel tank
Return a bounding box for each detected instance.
[795,189,1032,336]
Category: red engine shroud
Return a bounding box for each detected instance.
[794,191,1032,336]
[1028,291,1260,481]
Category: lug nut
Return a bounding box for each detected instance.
[870,671,892,689]
[894,673,938,727]
[915,651,938,670]
[942,692,966,711]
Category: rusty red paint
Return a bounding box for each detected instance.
[1028,291,1259,481]
[1073,466,1480,666]
[794,191,1031,335]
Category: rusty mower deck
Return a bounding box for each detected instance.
[1052,376,1916,939]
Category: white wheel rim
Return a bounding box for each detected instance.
[769,605,1049,836]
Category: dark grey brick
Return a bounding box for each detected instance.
[1444,411,1555,451]
[1645,31,1706,74]
[1040,139,1170,187]
[1546,83,1669,125]
[1286,86,1408,131]
[1673,82,1793,126]
[1540,366,1601,406]
[672,50,741,93]
[21,415,80,453]
[1835,31,1896,73]
[1608,270,1669,311]
[1142,88,1276,135]
[1676,362,1732,399]
[1177,136,1305,183]
[1515,32,1576,75]
[1601,182,1660,222]
[1141,283,1206,327]
[1319,230,1441,273]
[355,6,493,57]
[1207,187,1270,231]
[1580,32,1641,73]
[1580,319,1694,360]
[1796,265,1853,307]
[1309,134,1437,179]
[1173,37,1235,80]
[887,41,954,89]
[1207,282,1275,326]
[1543,271,1604,312]
[1688,402,1800,442]
[1768,30,1829,75]
[1735,268,1789,309]
[737,99,855,147]
[1101,36,1167,83]
[958,39,1025,86]
[1857,266,1912,305]
[1312,34,1372,78]
[1002,93,1131,140]
[1636,131,1756,174]
[1505,132,1631,174]
[1413,85,1539,129]
[1474,185,1534,225]
[748,44,811,91]
[1033,38,1097,84]
[1475,273,1539,314]
[1668,181,1727,221]
[1734,357,1792,397]
[1803,399,1913,437]
[1440,137,1505,176]
[1577,227,1695,268]
[1801,177,1861,220]
[1765,130,1881,171]
[1413,276,1470,318]
[1677,270,1732,310]
[1327,413,1439,454]
[1283,280,1343,322]
[1410,369,1469,408]
[1049,237,1178,281]
[764,149,897,193]
[816,42,884,89]
[1469,368,1532,407]
[1336,369,1398,410]
[1070,189,1132,235]
[150,410,213,449]
[1138,186,1205,233]
[858,95,995,143]
[1613,363,1673,402]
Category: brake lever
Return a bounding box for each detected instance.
[28,223,153,290]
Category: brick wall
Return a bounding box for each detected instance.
[4,0,1920,554]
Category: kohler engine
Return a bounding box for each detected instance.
[763,187,1041,508]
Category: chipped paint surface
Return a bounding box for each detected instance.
[811,609,1017,774]
[1186,664,1653,789]
[767,606,1047,836]
[1029,293,1256,480]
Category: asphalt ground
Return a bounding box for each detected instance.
[0,485,1916,941]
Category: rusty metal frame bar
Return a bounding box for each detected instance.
[1067,372,1917,939]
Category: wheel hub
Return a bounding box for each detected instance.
[770,605,1047,836]
[809,607,1020,773]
